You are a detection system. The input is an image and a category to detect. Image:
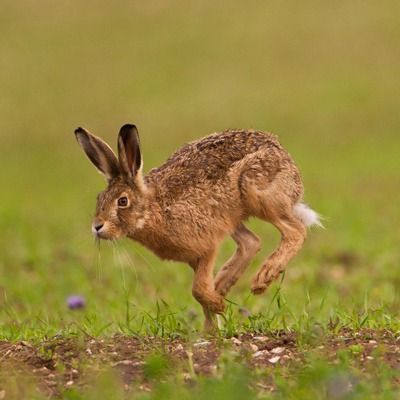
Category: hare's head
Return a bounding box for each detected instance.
[75,124,147,240]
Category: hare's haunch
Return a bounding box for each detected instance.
[75,124,321,332]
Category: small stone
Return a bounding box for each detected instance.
[268,356,281,364]
[139,384,151,392]
[193,341,211,348]
[132,361,145,367]
[175,343,184,351]
[249,343,259,352]
[369,340,377,345]
[112,359,133,366]
[65,380,74,387]
[231,337,242,345]
[366,356,374,360]
[254,336,269,342]
[2,349,11,358]
[253,350,270,358]
[270,347,285,354]
[181,372,192,381]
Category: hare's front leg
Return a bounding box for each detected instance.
[191,251,225,333]
[215,224,261,296]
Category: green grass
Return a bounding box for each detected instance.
[117,361,398,400]
[1,0,399,398]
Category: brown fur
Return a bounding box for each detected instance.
[75,125,312,332]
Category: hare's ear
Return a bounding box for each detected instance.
[117,124,142,179]
[74,127,120,181]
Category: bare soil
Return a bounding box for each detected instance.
[1,329,399,397]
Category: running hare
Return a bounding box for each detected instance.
[75,124,321,332]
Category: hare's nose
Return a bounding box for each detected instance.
[92,220,105,234]
[94,223,104,232]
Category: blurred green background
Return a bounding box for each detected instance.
[0,0,399,338]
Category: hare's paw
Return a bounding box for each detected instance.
[193,287,226,314]
[207,293,226,314]
[251,282,268,295]
[251,270,276,295]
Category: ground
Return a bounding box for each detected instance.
[1,329,400,399]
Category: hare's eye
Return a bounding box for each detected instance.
[117,196,129,207]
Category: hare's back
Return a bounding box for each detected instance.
[146,129,285,193]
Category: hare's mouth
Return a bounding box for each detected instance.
[91,221,120,240]
[94,231,113,240]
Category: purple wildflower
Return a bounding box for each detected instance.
[67,295,86,310]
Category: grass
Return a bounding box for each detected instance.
[0,0,399,398]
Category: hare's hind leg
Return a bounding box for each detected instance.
[191,251,225,333]
[240,158,307,295]
[251,199,306,295]
[215,224,261,297]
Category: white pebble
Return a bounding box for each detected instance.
[252,350,270,358]
[270,347,285,354]
[268,356,281,364]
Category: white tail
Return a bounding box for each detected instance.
[294,202,324,228]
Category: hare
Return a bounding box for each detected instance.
[75,124,321,332]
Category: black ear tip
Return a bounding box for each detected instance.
[74,127,85,135]
[120,123,137,131]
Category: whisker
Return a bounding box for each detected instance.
[125,242,155,274]
[112,240,127,292]
[92,236,103,282]
[115,241,139,292]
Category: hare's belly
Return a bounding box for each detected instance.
[132,209,240,264]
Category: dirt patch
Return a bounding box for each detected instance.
[1,329,399,397]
